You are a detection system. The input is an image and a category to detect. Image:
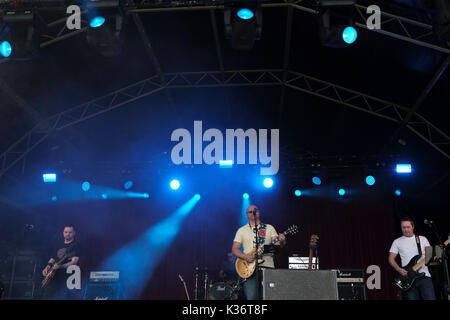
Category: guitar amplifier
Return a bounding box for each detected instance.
[262,269,338,300]
[83,271,122,300]
[334,269,366,300]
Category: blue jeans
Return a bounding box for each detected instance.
[406,276,436,300]
[242,269,262,300]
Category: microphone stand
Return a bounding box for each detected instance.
[253,211,260,300]
[427,222,450,300]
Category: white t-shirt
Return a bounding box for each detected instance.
[389,235,431,277]
[233,224,278,268]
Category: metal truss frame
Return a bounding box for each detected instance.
[0,1,448,53]
[1,68,448,180]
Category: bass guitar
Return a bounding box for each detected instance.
[235,225,298,279]
[308,234,319,270]
[178,274,190,300]
[394,235,450,291]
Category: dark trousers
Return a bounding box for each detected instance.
[406,276,437,300]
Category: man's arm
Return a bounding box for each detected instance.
[55,256,79,270]
[232,242,254,263]
[388,252,408,276]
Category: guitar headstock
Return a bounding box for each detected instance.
[284,225,299,236]
[309,234,319,249]
[178,274,186,284]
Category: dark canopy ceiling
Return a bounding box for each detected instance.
[0,0,449,208]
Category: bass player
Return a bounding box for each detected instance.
[388,217,436,300]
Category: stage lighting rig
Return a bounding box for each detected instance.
[0,10,41,60]
[316,0,358,47]
[85,0,126,57]
[224,0,263,51]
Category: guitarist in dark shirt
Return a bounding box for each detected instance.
[42,225,81,299]
[388,217,436,300]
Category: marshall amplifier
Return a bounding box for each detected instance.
[83,271,122,300]
[262,269,338,300]
[333,269,366,300]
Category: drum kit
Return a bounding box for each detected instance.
[193,266,245,300]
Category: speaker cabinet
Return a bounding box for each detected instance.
[83,282,122,300]
[262,269,338,300]
[337,283,367,300]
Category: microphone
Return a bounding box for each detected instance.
[424,219,433,225]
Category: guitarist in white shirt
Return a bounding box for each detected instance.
[232,205,286,300]
[388,217,436,300]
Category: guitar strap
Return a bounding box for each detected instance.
[415,235,422,257]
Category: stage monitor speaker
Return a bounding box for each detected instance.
[262,269,338,300]
[337,283,366,300]
[83,282,123,300]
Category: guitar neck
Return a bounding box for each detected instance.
[412,237,450,272]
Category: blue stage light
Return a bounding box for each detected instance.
[90,16,105,28]
[0,41,12,58]
[396,164,412,174]
[339,188,346,196]
[43,173,57,183]
[219,160,233,168]
[194,194,201,200]
[102,193,108,199]
[295,190,302,197]
[82,181,90,191]
[366,176,375,186]
[312,177,322,185]
[263,178,273,188]
[170,179,180,190]
[342,26,357,44]
[51,195,57,201]
[237,8,254,20]
[395,189,402,196]
[143,193,149,198]
[243,193,249,199]
[124,181,133,190]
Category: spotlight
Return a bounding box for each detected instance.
[0,41,12,58]
[219,160,233,168]
[194,194,201,200]
[294,190,302,197]
[243,193,250,199]
[395,189,402,196]
[143,193,149,198]
[102,193,108,199]
[82,181,91,191]
[338,188,346,196]
[318,0,357,47]
[365,175,375,186]
[43,173,57,183]
[170,179,180,190]
[86,0,125,57]
[51,195,57,201]
[263,177,274,188]
[396,164,412,174]
[89,16,106,28]
[224,1,262,51]
[124,180,133,190]
[312,177,322,185]
[0,11,41,60]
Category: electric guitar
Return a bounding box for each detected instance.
[308,234,319,270]
[178,274,190,300]
[41,252,75,288]
[235,225,298,279]
[394,236,450,291]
